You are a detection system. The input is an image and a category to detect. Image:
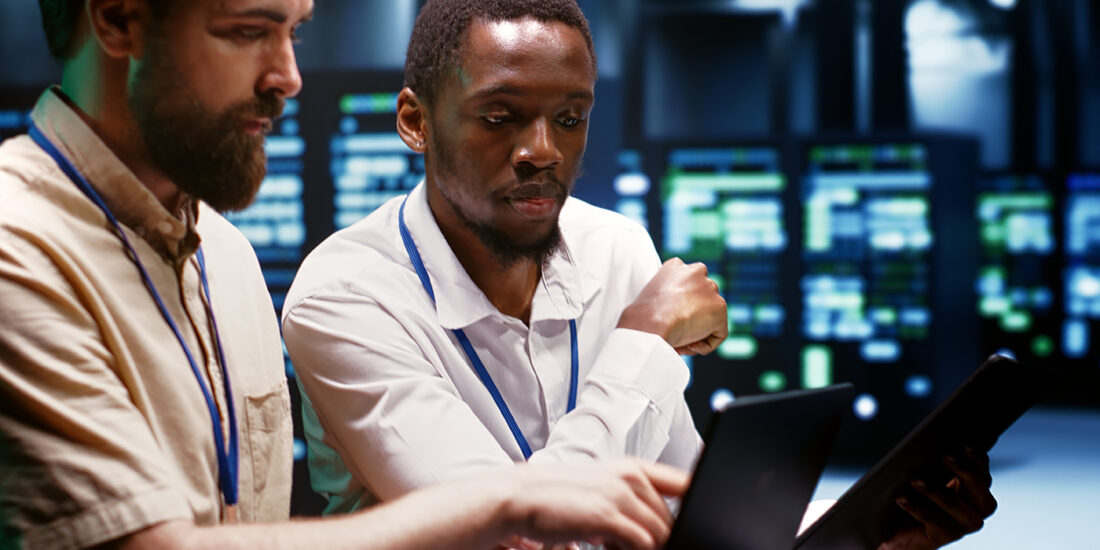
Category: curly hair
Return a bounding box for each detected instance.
[38,0,175,60]
[404,0,597,106]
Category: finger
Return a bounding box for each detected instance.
[597,511,658,550]
[683,337,718,356]
[896,492,967,545]
[623,464,676,526]
[674,345,697,356]
[910,478,986,535]
[637,462,691,498]
[943,452,997,516]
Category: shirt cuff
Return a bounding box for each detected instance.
[587,328,690,404]
[23,485,193,550]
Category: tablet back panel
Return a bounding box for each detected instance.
[666,384,853,550]
[794,354,1052,550]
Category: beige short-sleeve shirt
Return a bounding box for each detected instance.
[0,88,292,549]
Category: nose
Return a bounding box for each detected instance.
[512,118,563,169]
[258,37,303,99]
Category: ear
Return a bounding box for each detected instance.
[396,87,429,154]
[87,0,151,59]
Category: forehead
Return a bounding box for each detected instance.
[453,17,595,95]
[173,0,314,21]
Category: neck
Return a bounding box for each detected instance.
[60,60,185,214]
[425,183,541,324]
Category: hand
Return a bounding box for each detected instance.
[879,448,997,550]
[617,258,727,355]
[496,460,690,550]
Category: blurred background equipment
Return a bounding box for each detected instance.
[1,0,1096,544]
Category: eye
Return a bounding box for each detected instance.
[558,114,586,129]
[236,27,267,41]
[481,113,512,126]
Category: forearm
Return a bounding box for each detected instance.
[531,328,693,465]
[110,483,513,550]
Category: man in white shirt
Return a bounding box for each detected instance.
[283,1,1001,548]
[282,0,727,515]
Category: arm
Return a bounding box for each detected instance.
[0,234,193,547]
[103,461,690,550]
[283,284,707,500]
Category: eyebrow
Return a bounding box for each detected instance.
[227,6,314,25]
[467,85,594,102]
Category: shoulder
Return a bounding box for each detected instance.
[284,195,412,313]
[195,203,261,262]
[559,196,658,259]
[0,136,106,263]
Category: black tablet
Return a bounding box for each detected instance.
[793,353,1054,550]
[666,383,853,549]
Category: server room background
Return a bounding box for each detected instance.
[1,1,1097,547]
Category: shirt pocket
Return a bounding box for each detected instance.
[240,382,293,521]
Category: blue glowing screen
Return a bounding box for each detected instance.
[802,144,933,365]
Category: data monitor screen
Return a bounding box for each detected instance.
[975,174,1058,366]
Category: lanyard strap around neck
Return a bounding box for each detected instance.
[398,195,578,460]
[29,123,240,510]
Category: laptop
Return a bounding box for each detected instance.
[665,383,854,550]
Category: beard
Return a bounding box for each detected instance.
[128,34,283,213]
[429,132,571,269]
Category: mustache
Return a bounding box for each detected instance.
[227,91,285,120]
[505,180,568,200]
[503,168,570,199]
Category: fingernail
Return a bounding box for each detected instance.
[912,479,926,490]
[897,496,909,507]
[945,455,957,465]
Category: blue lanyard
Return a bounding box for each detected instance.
[398,195,578,460]
[29,123,240,513]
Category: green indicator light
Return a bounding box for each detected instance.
[1032,335,1054,357]
[871,307,897,324]
[980,296,1010,316]
[759,370,787,393]
[691,211,722,238]
[980,266,1007,280]
[371,93,394,112]
[802,346,832,389]
[339,94,354,114]
[1000,311,1031,332]
[982,224,1006,245]
[718,336,758,360]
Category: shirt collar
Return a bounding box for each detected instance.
[31,87,201,264]
[401,182,600,330]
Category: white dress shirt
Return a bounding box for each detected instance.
[282,182,702,514]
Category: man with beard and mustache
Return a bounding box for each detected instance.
[283,2,999,549]
[0,1,696,549]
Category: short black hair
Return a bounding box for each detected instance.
[404,0,597,106]
[38,0,175,60]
